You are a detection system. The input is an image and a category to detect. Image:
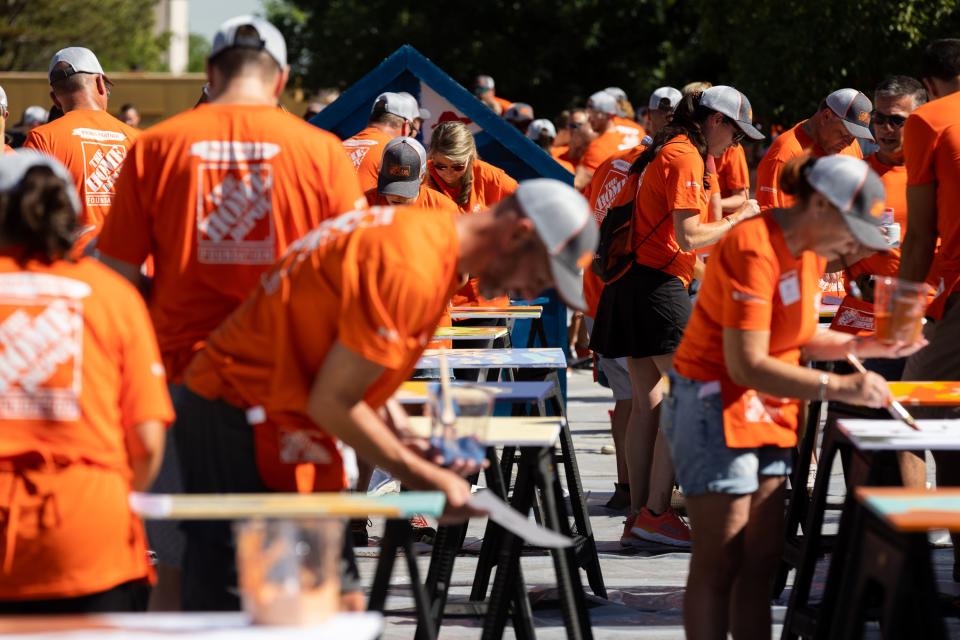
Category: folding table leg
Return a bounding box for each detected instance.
[472,446,512,601]
[417,522,468,640]
[535,447,594,640]
[402,526,438,640]
[482,448,539,640]
[368,519,405,613]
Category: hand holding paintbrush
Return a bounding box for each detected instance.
[846,353,921,430]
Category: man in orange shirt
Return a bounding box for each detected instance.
[364,136,457,211]
[24,47,138,253]
[96,15,365,603]
[574,91,625,190]
[646,87,682,138]
[177,180,598,610]
[756,88,872,210]
[474,74,511,115]
[605,87,646,150]
[551,109,589,170]
[342,92,419,192]
[899,39,960,570]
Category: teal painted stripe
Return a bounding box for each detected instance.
[372,492,446,518]
[864,495,960,516]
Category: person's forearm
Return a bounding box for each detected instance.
[900,226,937,283]
[720,190,747,213]
[679,217,736,251]
[573,167,593,192]
[730,352,844,402]
[800,328,857,362]
[127,420,165,491]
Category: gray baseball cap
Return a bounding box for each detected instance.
[211,15,287,68]
[824,88,874,141]
[48,47,106,84]
[700,85,765,140]
[378,137,427,199]
[587,91,618,115]
[22,106,49,126]
[515,179,598,310]
[806,155,888,251]
[371,92,419,122]
[526,119,557,140]
[475,75,495,91]
[505,103,534,123]
[0,150,81,215]
[648,87,682,112]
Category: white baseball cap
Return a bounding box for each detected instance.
[371,92,420,122]
[700,85,765,140]
[0,150,81,215]
[515,179,598,310]
[526,119,557,140]
[648,86,682,111]
[587,91,618,115]
[22,106,49,126]
[48,47,106,84]
[605,87,628,102]
[0,85,7,113]
[211,15,287,68]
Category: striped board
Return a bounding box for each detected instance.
[434,326,510,341]
[858,487,960,532]
[449,305,542,320]
[129,491,445,520]
[887,381,960,407]
[405,415,562,448]
[416,347,566,370]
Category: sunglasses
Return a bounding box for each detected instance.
[567,122,583,130]
[433,161,467,172]
[872,111,907,128]
[723,116,745,143]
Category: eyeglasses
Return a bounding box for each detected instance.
[872,111,907,128]
[433,161,467,172]
[723,116,745,143]
[567,122,583,130]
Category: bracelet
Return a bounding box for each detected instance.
[817,372,831,402]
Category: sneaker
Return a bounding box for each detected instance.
[630,507,692,548]
[604,483,630,510]
[410,514,437,544]
[619,512,642,547]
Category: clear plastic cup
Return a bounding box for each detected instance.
[428,385,494,465]
[873,277,931,344]
[234,518,343,626]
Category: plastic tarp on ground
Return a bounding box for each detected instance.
[311,45,574,399]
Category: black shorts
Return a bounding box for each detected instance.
[590,262,692,359]
[173,388,361,612]
[0,579,149,614]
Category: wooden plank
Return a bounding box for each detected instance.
[395,380,555,404]
[858,487,960,532]
[416,347,566,370]
[129,491,445,520]
[836,419,960,451]
[887,381,960,407]
[434,326,510,341]
[404,415,561,447]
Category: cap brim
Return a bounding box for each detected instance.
[549,256,587,310]
[378,179,420,200]
[841,119,874,141]
[843,214,890,252]
[736,120,765,141]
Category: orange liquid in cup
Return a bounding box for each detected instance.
[873,277,930,344]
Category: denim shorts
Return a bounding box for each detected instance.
[661,372,793,497]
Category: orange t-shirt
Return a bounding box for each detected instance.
[184,207,460,491]
[756,120,863,210]
[97,103,366,383]
[551,145,577,172]
[0,254,173,600]
[364,184,459,212]
[492,95,513,113]
[23,109,139,252]
[717,143,750,196]
[426,159,517,307]
[844,154,907,283]
[583,145,646,317]
[631,136,707,286]
[342,125,396,193]
[613,117,647,152]
[580,128,627,173]
[674,214,825,448]
[903,91,960,314]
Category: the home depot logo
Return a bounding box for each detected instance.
[593,160,631,222]
[191,141,281,265]
[342,139,379,170]
[74,128,129,208]
[0,273,88,421]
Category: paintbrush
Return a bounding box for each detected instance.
[845,353,920,431]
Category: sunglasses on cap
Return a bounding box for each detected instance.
[872,111,907,128]
[433,161,467,172]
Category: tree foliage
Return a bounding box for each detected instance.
[0,0,168,72]
[266,0,960,126]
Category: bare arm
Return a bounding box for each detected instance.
[722,328,888,407]
[674,198,760,252]
[573,165,594,192]
[899,184,938,283]
[720,189,748,214]
[126,420,166,491]
[306,342,476,521]
[98,252,144,289]
[799,327,927,363]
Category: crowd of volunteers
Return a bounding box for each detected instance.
[0,11,957,638]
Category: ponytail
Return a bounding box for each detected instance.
[629,91,714,191]
[0,166,76,262]
[778,154,817,200]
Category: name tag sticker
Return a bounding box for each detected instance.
[779,271,801,306]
